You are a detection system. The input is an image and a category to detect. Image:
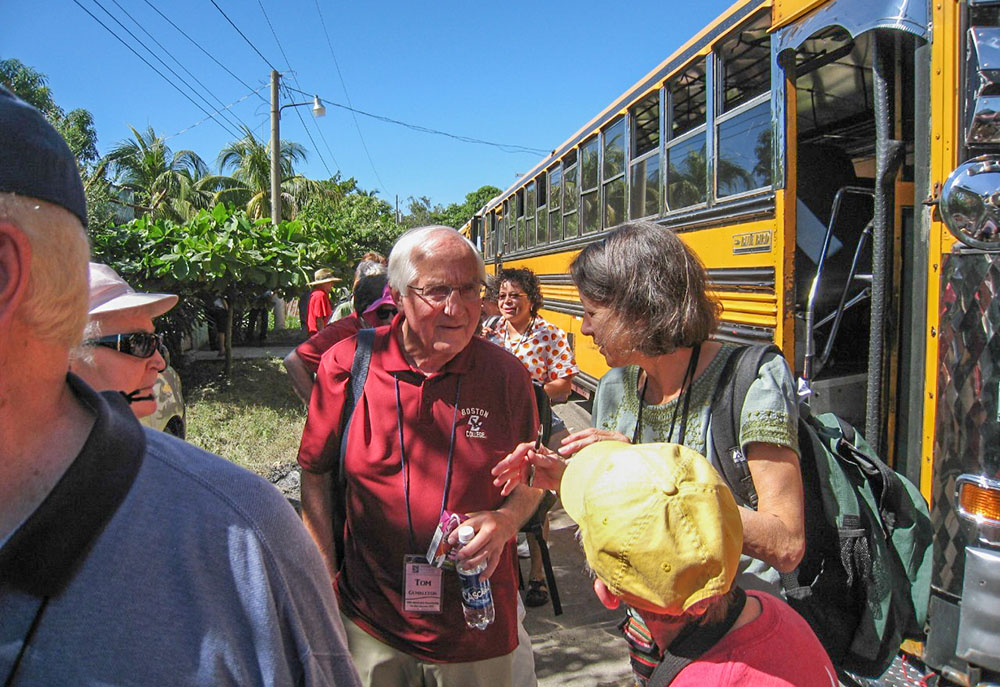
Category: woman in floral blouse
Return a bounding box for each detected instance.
[486,267,578,607]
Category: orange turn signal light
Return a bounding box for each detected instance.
[957,477,1000,526]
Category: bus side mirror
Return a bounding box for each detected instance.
[940,156,1000,249]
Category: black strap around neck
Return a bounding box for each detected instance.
[646,587,747,687]
[633,344,701,444]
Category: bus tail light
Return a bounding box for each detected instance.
[957,476,1000,541]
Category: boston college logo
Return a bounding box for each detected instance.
[462,407,489,439]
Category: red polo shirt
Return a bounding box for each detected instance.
[298,316,538,662]
[306,288,332,334]
[296,313,365,374]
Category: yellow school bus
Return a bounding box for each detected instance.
[464,0,1000,682]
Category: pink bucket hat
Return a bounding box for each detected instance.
[88,263,178,318]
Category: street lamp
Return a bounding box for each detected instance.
[270,70,326,225]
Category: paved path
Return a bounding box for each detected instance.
[525,401,632,687]
[188,345,294,362]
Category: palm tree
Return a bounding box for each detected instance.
[105,126,211,221]
[215,125,326,220]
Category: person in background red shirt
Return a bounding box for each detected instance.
[306,268,339,334]
[284,275,397,404]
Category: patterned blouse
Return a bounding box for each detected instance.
[487,316,580,385]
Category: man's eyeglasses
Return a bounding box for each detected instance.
[407,282,484,305]
[83,332,163,359]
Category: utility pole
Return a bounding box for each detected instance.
[270,69,281,226]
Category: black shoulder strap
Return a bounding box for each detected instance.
[646,588,748,687]
[338,328,375,491]
[709,344,781,510]
[330,328,375,569]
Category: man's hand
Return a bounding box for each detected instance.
[492,441,568,496]
[557,427,630,456]
[450,484,542,579]
[450,509,519,579]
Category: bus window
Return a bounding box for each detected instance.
[603,117,626,228]
[716,15,772,198]
[630,91,661,219]
[536,174,548,244]
[548,165,562,243]
[526,181,536,248]
[516,189,526,251]
[502,200,511,254]
[666,59,707,211]
[563,150,579,237]
[580,136,601,233]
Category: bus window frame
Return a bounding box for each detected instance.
[548,164,562,244]
[526,180,536,249]
[712,11,775,202]
[602,115,627,230]
[713,90,773,201]
[563,150,580,239]
[580,135,601,234]
[630,88,663,220]
[536,173,548,245]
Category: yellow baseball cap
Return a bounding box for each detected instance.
[561,441,743,615]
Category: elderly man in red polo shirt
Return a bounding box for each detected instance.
[298,226,543,687]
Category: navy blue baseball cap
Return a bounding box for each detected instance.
[0,85,87,226]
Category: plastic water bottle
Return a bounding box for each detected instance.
[456,524,495,630]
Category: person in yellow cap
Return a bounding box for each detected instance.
[494,441,836,687]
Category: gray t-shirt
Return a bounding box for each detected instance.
[1,379,360,686]
[592,343,799,595]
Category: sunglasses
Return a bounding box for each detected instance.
[83,332,163,359]
[374,306,397,321]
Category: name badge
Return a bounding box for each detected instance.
[403,554,443,613]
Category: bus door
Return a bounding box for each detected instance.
[774,3,927,479]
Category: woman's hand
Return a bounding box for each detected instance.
[492,441,568,496]
[557,427,630,456]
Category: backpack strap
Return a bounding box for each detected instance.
[339,328,375,490]
[330,328,375,569]
[709,344,781,510]
[646,588,748,687]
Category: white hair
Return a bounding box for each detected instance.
[0,193,90,348]
[354,259,387,281]
[387,225,485,295]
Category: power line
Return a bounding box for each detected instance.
[254,0,335,177]
[87,0,244,139]
[107,0,253,135]
[285,86,548,155]
[71,0,242,140]
[313,0,387,193]
[165,85,268,141]
[208,0,277,72]
[141,0,267,104]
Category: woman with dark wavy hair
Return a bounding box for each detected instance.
[494,220,805,685]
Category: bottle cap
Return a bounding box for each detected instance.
[457,524,475,545]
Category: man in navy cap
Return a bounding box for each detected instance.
[0,86,361,685]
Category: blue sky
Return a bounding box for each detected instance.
[2,0,733,209]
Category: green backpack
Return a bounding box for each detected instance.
[710,344,934,678]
